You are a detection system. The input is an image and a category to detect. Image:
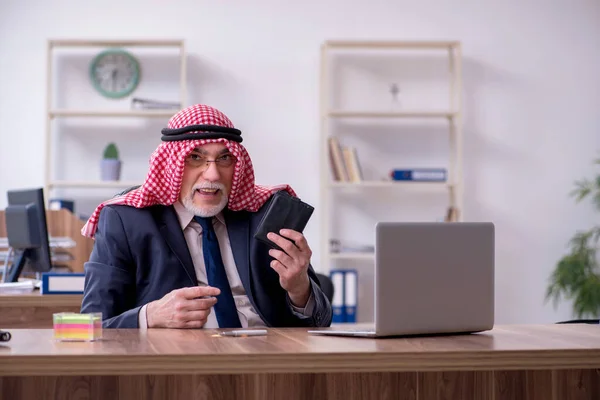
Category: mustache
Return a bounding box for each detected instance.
[192,182,226,191]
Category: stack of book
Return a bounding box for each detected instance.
[327,137,363,182]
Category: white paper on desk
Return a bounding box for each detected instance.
[0,280,36,293]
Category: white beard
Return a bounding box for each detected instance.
[181,182,228,217]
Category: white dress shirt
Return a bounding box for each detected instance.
[138,201,314,329]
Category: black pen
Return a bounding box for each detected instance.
[219,329,267,337]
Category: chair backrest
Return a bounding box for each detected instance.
[114,185,141,197]
[315,273,334,303]
[556,319,599,324]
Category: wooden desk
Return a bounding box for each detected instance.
[0,324,599,399]
[0,292,82,328]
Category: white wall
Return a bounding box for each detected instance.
[1,0,599,324]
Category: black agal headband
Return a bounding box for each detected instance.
[161,124,243,143]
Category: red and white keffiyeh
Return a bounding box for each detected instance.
[81,104,296,238]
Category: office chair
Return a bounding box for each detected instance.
[315,273,334,303]
[114,185,141,197]
[556,319,599,324]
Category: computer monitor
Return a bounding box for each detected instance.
[4,188,52,282]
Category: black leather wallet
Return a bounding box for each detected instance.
[254,190,315,251]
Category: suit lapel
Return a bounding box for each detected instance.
[223,209,254,304]
[154,206,197,285]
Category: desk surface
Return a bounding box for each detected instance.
[0,292,82,307]
[1,324,600,376]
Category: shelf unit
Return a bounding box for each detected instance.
[329,181,452,190]
[327,111,457,119]
[319,40,463,320]
[49,180,144,189]
[49,110,177,118]
[44,39,187,201]
[330,252,376,261]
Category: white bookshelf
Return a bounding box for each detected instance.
[49,110,177,118]
[44,39,186,198]
[327,111,457,119]
[48,39,184,47]
[330,252,376,261]
[322,40,460,49]
[329,181,452,190]
[48,180,143,189]
[319,40,463,322]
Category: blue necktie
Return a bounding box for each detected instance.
[194,216,242,328]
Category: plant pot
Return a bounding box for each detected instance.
[100,159,122,181]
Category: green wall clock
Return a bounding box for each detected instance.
[89,49,140,99]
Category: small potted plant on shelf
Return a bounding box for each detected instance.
[100,142,121,181]
[546,157,600,321]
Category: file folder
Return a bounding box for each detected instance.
[344,270,357,323]
[41,272,85,294]
[330,269,346,323]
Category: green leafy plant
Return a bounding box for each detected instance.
[103,143,119,160]
[546,158,600,318]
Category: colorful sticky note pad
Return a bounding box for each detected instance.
[53,312,102,341]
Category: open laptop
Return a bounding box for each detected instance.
[308,221,495,338]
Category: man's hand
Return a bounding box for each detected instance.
[146,286,220,329]
[267,229,312,307]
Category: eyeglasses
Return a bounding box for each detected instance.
[185,153,237,169]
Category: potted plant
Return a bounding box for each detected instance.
[100,142,121,181]
[546,158,600,320]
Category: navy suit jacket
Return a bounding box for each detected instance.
[80,197,333,329]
